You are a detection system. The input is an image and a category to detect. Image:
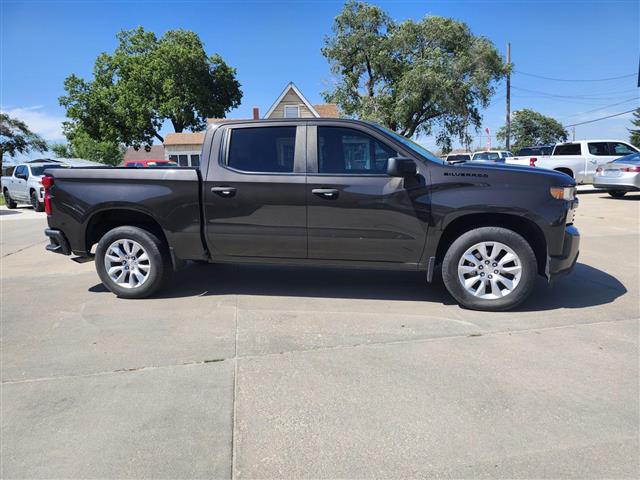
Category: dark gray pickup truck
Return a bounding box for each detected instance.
[44,119,579,311]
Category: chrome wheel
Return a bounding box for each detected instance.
[103,239,151,289]
[457,241,522,299]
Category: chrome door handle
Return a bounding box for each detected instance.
[211,186,237,197]
[312,188,339,199]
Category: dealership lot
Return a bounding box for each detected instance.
[1,193,638,478]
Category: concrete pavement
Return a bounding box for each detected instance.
[1,193,638,478]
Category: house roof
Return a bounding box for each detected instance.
[264,82,321,118]
[163,132,206,146]
[124,145,165,161]
[313,104,339,118]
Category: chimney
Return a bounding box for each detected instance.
[252,107,260,120]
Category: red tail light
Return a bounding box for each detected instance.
[529,157,537,167]
[621,166,640,172]
[42,175,54,215]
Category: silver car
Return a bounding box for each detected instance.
[593,152,640,198]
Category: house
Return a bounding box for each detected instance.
[163,132,205,167]
[124,145,165,162]
[163,82,339,163]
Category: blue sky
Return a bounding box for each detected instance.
[2,0,639,160]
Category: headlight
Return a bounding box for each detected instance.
[549,186,576,201]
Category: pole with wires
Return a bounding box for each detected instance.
[505,43,511,150]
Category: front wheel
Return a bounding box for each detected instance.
[95,226,171,299]
[30,190,44,212]
[607,190,627,198]
[3,189,17,209]
[442,227,537,311]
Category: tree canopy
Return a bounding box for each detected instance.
[50,128,125,166]
[0,113,47,172]
[629,107,640,148]
[497,109,568,151]
[59,27,242,150]
[322,0,506,149]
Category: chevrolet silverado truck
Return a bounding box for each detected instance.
[43,119,580,311]
[2,161,65,211]
[505,140,638,184]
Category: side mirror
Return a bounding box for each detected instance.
[387,157,417,177]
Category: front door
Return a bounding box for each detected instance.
[203,123,307,259]
[12,165,28,201]
[306,125,427,264]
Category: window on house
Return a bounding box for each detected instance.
[227,126,296,173]
[317,126,396,174]
[284,105,300,118]
[190,154,200,167]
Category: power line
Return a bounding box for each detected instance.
[515,71,636,82]
[512,86,638,100]
[560,97,640,120]
[563,108,637,127]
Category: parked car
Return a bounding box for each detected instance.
[506,140,639,184]
[471,150,514,162]
[2,162,65,211]
[514,145,554,157]
[445,153,471,163]
[43,119,579,311]
[593,152,640,197]
[122,159,179,168]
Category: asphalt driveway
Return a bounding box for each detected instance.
[1,193,638,478]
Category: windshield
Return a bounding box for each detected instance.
[447,154,471,161]
[473,152,501,161]
[613,152,640,164]
[30,164,63,176]
[366,122,444,163]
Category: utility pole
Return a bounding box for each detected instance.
[506,42,511,150]
[572,126,576,141]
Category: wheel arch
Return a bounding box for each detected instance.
[85,208,169,254]
[435,213,547,276]
[554,167,574,178]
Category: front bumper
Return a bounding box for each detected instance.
[44,228,71,255]
[548,225,580,281]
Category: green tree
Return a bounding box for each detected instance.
[497,109,568,151]
[0,113,47,173]
[59,27,242,150]
[322,1,506,149]
[628,107,640,148]
[50,128,125,166]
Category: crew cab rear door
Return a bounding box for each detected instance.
[305,123,427,264]
[203,123,307,259]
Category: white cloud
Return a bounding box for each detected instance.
[1,105,65,141]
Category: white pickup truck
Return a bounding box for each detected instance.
[505,140,639,184]
[1,162,65,211]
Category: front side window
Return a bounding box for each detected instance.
[588,142,609,156]
[227,126,296,173]
[554,143,581,155]
[317,126,396,174]
[609,142,637,156]
[15,165,27,178]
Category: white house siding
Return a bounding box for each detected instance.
[165,144,203,167]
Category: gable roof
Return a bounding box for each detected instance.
[264,82,320,119]
[313,103,339,118]
[164,132,206,146]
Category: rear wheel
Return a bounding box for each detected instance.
[3,189,17,209]
[95,226,171,299]
[442,227,537,311]
[607,190,627,198]
[30,190,44,212]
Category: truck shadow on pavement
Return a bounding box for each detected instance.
[90,261,627,312]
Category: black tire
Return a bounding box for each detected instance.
[607,190,627,198]
[95,226,171,299]
[30,190,44,212]
[442,227,537,311]
[3,189,17,209]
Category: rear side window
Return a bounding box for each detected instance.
[227,126,296,173]
[608,142,637,156]
[554,143,581,155]
[588,142,609,156]
[317,126,396,174]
